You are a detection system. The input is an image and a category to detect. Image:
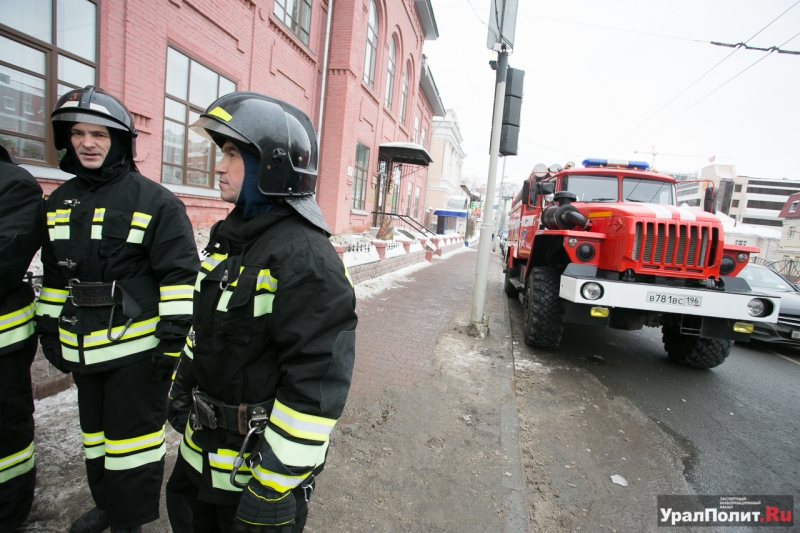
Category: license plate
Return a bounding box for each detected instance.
[646,292,703,308]
[792,331,800,339]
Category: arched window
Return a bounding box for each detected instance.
[363,0,378,87]
[399,63,409,123]
[384,37,396,109]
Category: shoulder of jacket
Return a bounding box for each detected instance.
[0,163,42,194]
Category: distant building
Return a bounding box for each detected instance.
[424,108,466,234]
[776,192,800,265]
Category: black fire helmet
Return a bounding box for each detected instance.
[51,85,138,158]
[191,92,318,197]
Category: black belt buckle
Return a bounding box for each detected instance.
[192,391,223,430]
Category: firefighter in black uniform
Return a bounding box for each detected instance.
[34,86,200,533]
[165,92,357,533]
[0,145,44,531]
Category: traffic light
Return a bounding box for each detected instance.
[500,68,524,156]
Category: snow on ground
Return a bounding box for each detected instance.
[384,244,406,259]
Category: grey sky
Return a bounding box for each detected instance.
[424,0,800,188]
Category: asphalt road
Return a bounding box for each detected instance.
[507,294,800,530]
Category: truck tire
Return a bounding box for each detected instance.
[661,325,731,369]
[523,266,564,348]
[504,263,520,297]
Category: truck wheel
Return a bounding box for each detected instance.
[661,325,731,369]
[523,267,564,348]
[504,264,520,297]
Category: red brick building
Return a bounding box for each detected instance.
[1,0,444,234]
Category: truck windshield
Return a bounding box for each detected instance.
[623,178,674,205]
[561,175,618,202]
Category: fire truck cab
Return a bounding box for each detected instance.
[504,159,781,369]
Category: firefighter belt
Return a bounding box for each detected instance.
[191,389,273,436]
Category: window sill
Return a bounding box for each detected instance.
[21,164,74,181]
[162,182,223,198]
[350,209,369,216]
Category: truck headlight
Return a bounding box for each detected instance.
[576,243,595,261]
[747,298,771,317]
[720,256,735,275]
[737,253,748,263]
[581,282,603,300]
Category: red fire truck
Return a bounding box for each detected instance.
[504,158,781,368]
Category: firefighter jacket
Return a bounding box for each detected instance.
[169,205,357,505]
[0,160,44,356]
[35,158,200,373]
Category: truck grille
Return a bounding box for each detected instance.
[777,314,800,328]
[632,222,718,270]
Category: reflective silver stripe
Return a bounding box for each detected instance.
[208,448,251,472]
[159,286,194,300]
[92,208,105,222]
[46,212,56,225]
[250,465,309,492]
[105,426,165,454]
[256,270,278,292]
[0,303,34,331]
[59,328,78,346]
[54,209,70,223]
[0,442,34,483]
[39,287,68,303]
[0,441,34,471]
[82,431,104,446]
[83,317,159,348]
[131,212,152,228]
[201,254,227,272]
[270,401,336,442]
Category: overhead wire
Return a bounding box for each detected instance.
[615,30,800,158]
[605,0,800,153]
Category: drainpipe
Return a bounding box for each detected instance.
[315,0,333,197]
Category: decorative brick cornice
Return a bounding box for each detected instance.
[268,16,316,66]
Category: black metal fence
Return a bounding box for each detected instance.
[751,256,800,282]
[345,243,372,253]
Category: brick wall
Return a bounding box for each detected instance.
[30,346,73,400]
[349,249,427,285]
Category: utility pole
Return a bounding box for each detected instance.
[470,0,518,333]
[492,155,507,252]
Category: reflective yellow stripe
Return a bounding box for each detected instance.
[165,351,180,358]
[105,442,166,471]
[265,427,329,468]
[35,302,63,317]
[216,291,233,312]
[0,441,34,483]
[180,439,203,472]
[251,464,310,492]
[0,302,34,332]
[82,431,105,446]
[253,294,274,317]
[46,212,56,226]
[106,426,165,455]
[131,212,152,228]
[82,431,107,460]
[92,208,106,222]
[256,269,278,292]
[83,317,159,348]
[160,285,194,300]
[343,262,353,287]
[211,468,251,492]
[83,335,159,365]
[59,328,78,347]
[91,225,102,239]
[39,287,68,303]
[201,253,227,272]
[159,301,193,316]
[127,228,145,244]
[270,401,336,442]
[208,448,251,472]
[185,424,202,453]
[54,209,70,223]
[184,344,194,360]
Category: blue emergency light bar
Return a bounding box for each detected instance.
[582,158,650,170]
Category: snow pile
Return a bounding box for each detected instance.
[715,211,782,239]
[354,261,433,301]
[344,245,379,267]
[409,241,423,253]
[384,244,406,259]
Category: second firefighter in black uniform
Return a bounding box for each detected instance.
[0,145,44,531]
[166,92,358,533]
[34,86,200,533]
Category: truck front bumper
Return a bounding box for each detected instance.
[559,274,780,323]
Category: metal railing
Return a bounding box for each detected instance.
[751,256,800,283]
[345,243,372,253]
[371,211,436,237]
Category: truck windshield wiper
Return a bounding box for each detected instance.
[590,198,616,202]
[625,197,645,202]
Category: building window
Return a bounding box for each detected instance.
[789,226,796,239]
[352,142,369,210]
[734,184,742,192]
[161,47,236,189]
[273,0,312,46]
[363,0,378,88]
[0,0,98,164]
[400,64,408,123]
[746,200,788,210]
[421,127,427,149]
[405,182,412,216]
[384,37,396,109]
[413,116,419,144]
[735,240,748,246]
[390,164,400,213]
[414,186,420,218]
[791,201,799,213]
[731,199,739,208]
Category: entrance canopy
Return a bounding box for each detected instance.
[378,142,433,166]
[433,209,467,218]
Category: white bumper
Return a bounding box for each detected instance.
[560,275,780,323]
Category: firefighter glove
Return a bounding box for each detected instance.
[41,335,69,374]
[150,345,180,382]
[233,480,296,533]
